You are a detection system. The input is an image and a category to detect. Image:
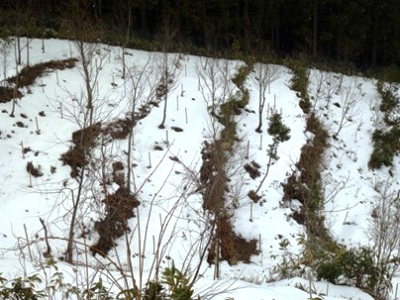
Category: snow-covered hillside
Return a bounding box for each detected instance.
[1,38,397,299]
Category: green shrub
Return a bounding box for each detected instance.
[369,126,400,169]
[286,58,311,114]
[316,247,379,289]
[0,274,46,300]
[161,262,193,300]
[143,281,166,300]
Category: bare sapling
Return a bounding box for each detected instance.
[74,39,110,127]
[10,38,20,117]
[310,69,339,111]
[196,57,222,115]
[157,52,182,129]
[251,61,282,133]
[0,35,12,80]
[334,79,363,138]
[158,18,182,129]
[368,179,400,299]
[125,54,160,193]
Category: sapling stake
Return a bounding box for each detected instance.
[35,117,41,135]
[249,202,253,222]
[259,233,263,266]
[60,101,63,119]
[55,70,59,84]
[343,211,349,225]
[259,134,263,150]
[23,223,33,261]
[185,107,188,124]
[166,130,169,146]
[152,235,155,255]
[245,140,250,159]
[185,64,187,77]
[20,141,24,159]
[148,152,152,168]
[41,38,45,53]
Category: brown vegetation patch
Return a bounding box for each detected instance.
[7,58,78,89]
[90,187,141,256]
[282,112,330,246]
[26,161,43,177]
[282,113,328,204]
[102,118,133,140]
[0,86,22,103]
[247,190,261,203]
[60,123,101,177]
[112,161,125,186]
[207,213,259,265]
[244,162,261,179]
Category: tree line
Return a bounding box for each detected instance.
[1,0,399,70]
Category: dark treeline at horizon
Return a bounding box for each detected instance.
[1,0,399,69]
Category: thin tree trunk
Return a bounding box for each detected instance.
[312,1,318,59]
[65,167,86,264]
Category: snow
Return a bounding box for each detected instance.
[0,38,393,299]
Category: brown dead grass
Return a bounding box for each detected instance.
[60,123,101,177]
[90,187,140,256]
[0,86,22,103]
[7,58,78,89]
[207,213,259,265]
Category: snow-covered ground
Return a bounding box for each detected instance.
[0,38,396,299]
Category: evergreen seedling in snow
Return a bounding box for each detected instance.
[253,111,291,195]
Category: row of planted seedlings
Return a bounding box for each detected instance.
[282,58,398,300]
[282,59,339,268]
[198,60,260,278]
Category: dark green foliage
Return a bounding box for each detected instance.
[267,113,291,143]
[287,60,311,114]
[369,127,400,169]
[317,247,380,290]
[369,81,400,169]
[143,281,166,300]
[161,263,193,300]
[0,274,46,300]
[2,0,400,69]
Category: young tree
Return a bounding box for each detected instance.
[157,18,181,129]
[368,179,400,299]
[253,109,290,195]
[0,31,12,80]
[334,79,363,137]
[125,54,159,193]
[251,61,282,133]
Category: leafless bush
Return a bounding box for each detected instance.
[251,62,282,132]
[367,178,400,299]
